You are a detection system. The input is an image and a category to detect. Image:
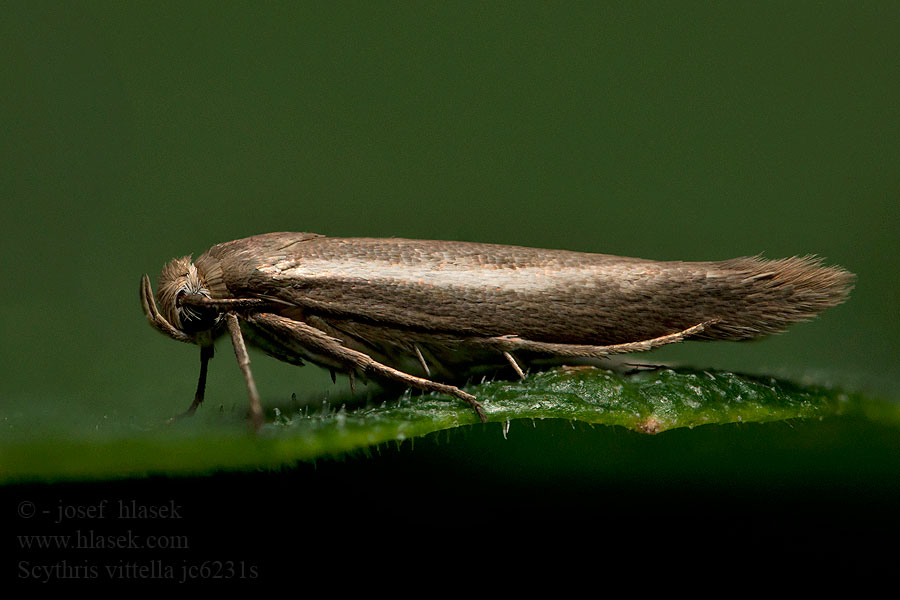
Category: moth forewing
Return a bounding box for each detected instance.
[141,232,854,430]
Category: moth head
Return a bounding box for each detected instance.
[141,256,221,343]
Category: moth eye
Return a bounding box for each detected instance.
[175,291,220,334]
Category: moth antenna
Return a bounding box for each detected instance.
[180,296,275,310]
[413,344,431,377]
[503,351,526,380]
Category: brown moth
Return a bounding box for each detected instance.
[140,232,854,430]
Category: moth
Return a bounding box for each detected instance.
[140,232,854,430]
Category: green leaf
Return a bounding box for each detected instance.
[1,366,896,483]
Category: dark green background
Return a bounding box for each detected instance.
[3,2,899,575]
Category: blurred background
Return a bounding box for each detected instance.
[2,2,898,574]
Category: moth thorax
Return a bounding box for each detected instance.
[157,256,219,334]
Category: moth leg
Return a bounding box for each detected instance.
[621,362,669,374]
[190,343,213,414]
[166,344,214,423]
[503,351,526,380]
[413,344,431,377]
[225,313,264,432]
[249,313,486,422]
[474,320,717,359]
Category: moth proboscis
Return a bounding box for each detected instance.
[140,232,854,431]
